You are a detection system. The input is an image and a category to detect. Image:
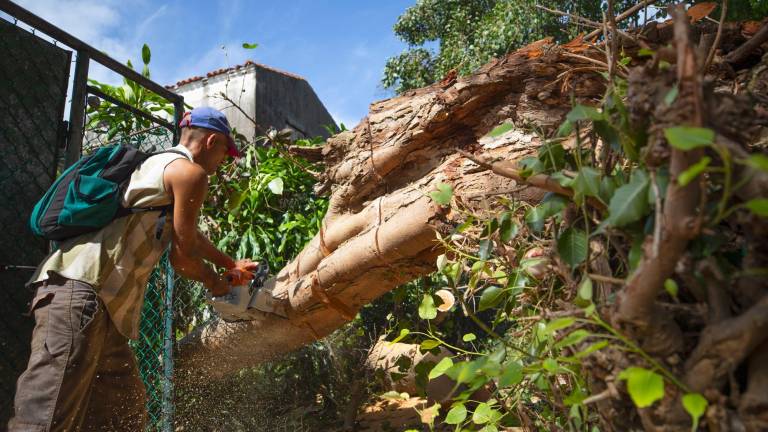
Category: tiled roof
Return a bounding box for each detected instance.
[166,60,306,89]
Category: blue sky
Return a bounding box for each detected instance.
[11,0,416,128]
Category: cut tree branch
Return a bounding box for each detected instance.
[457,149,607,211]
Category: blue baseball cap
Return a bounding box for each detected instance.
[179,107,240,157]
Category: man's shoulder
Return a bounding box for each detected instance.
[164,158,207,191]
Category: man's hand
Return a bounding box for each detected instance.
[224,259,259,286]
[208,275,231,297]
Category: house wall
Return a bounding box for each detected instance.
[172,64,336,142]
[254,66,336,139]
[173,67,259,143]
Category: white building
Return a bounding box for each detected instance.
[166,60,336,142]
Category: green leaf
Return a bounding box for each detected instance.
[141,43,151,65]
[746,154,768,172]
[638,47,656,57]
[606,169,650,227]
[391,328,410,344]
[663,85,679,106]
[420,339,442,351]
[664,279,679,298]
[429,183,453,205]
[478,286,505,311]
[567,105,603,122]
[745,198,768,217]
[678,156,711,186]
[242,42,259,49]
[575,340,609,358]
[499,212,517,242]
[578,278,593,301]
[478,239,494,260]
[572,167,602,204]
[445,404,467,425]
[445,360,483,384]
[664,127,714,150]
[554,329,591,350]
[380,390,409,401]
[618,367,665,408]
[682,393,708,430]
[472,402,502,424]
[429,357,454,380]
[485,123,514,138]
[418,294,438,320]
[525,195,567,232]
[463,333,477,342]
[267,177,284,195]
[543,317,576,335]
[557,228,588,267]
[557,119,574,137]
[498,361,523,387]
[542,358,559,373]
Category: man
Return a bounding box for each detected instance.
[8,107,255,431]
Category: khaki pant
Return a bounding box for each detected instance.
[8,276,147,432]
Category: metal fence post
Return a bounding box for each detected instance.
[162,254,175,432]
[65,51,88,168]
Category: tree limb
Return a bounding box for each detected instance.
[457,149,607,212]
[725,20,768,65]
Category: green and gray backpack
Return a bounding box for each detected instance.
[30,144,187,241]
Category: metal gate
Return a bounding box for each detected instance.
[0,1,185,430]
[0,16,71,425]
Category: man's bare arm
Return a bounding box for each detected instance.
[195,232,235,270]
[164,159,228,295]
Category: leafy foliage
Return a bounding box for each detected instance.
[202,138,328,270]
[383,0,768,93]
[86,44,176,143]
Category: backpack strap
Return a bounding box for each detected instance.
[117,148,194,239]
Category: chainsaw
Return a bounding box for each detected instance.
[206,261,285,322]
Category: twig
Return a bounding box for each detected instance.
[650,170,662,258]
[725,21,768,64]
[588,273,626,285]
[562,52,610,69]
[704,0,728,71]
[456,148,607,211]
[606,0,620,82]
[586,0,658,40]
[535,4,601,29]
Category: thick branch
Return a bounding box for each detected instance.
[725,21,768,65]
[685,295,768,391]
[613,5,702,353]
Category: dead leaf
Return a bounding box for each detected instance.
[563,34,589,53]
[687,2,717,23]
[434,289,455,312]
[741,21,762,37]
[520,37,554,59]
[419,403,440,425]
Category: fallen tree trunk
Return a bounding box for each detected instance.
[177,38,607,376]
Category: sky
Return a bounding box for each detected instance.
[8,0,416,128]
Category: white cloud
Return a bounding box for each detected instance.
[11,0,164,84]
